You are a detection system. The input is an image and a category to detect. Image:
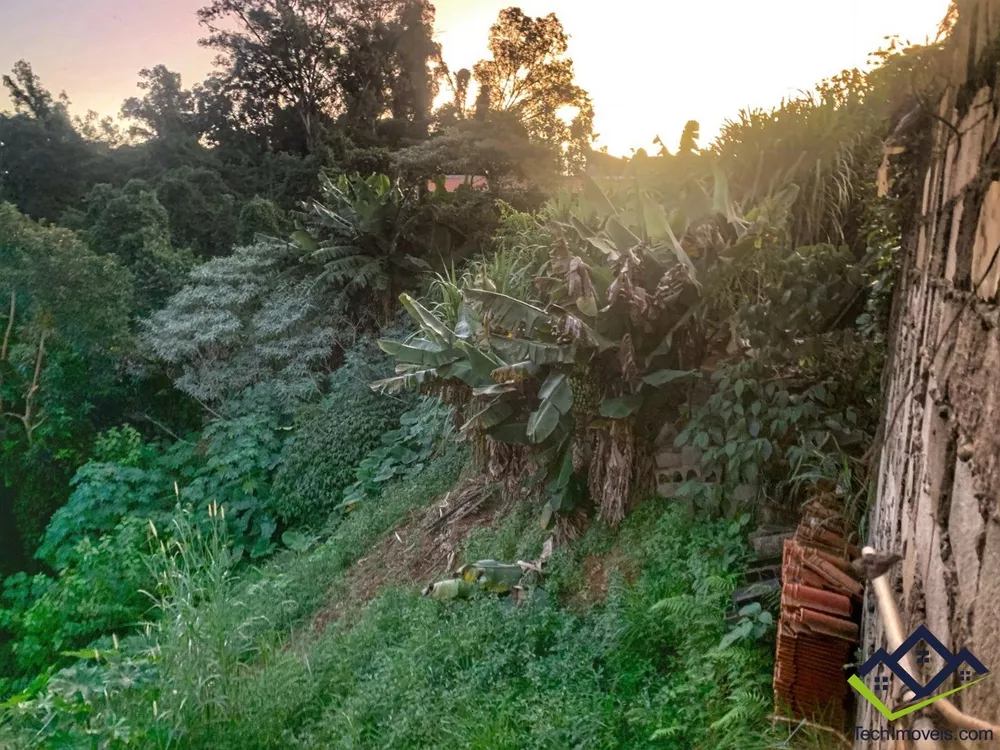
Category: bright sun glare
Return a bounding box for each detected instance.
[0,0,953,156]
[431,0,953,155]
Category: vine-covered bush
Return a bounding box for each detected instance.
[270,342,409,524]
[341,397,454,510]
[674,359,868,514]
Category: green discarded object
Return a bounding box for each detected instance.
[458,559,526,593]
[424,559,548,600]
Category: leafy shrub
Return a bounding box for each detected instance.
[237,196,287,244]
[91,425,151,466]
[37,456,172,570]
[674,358,868,514]
[270,344,409,525]
[0,519,153,687]
[341,397,453,510]
[180,411,284,559]
[40,413,285,569]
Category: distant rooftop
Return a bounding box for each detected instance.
[427,175,489,192]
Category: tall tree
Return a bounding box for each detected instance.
[336,0,440,143]
[0,203,134,555]
[120,66,200,142]
[73,110,127,146]
[81,181,195,313]
[2,61,64,122]
[0,62,95,220]
[197,0,343,153]
[472,8,594,172]
[394,111,556,186]
[153,166,239,257]
[387,1,440,131]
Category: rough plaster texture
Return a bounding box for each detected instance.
[860,3,1000,745]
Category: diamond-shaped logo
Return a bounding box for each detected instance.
[857,624,989,700]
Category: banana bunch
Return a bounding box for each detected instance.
[569,366,600,436]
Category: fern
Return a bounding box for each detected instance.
[709,687,769,731]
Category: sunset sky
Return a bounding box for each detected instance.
[0,0,952,155]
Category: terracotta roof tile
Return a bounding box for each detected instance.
[772,505,861,730]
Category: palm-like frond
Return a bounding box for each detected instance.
[465,289,554,336]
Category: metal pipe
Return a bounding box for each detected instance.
[864,546,1000,743]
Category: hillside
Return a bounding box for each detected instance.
[0,3,967,749]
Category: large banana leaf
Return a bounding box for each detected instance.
[455,340,506,381]
[570,216,596,239]
[643,369,697,387]
[527,373,573,444]
[639,194,671,241]
[378,339,462,367]
[600,393,643,418]
[712,162,743,225]
[371,367,438,394]
[606,217,641,251]
[584,235,621,260]
[583,175,618,220]
[558,219,620,260]
[465,289,553,336]
[544,444,576,520]
[656,221,698,279]
[461,399,514,432]
[307,200,355,233]
[389,254,433,272]
[437,358,479,387]
[399,293,455,346]
[490,336,576,365]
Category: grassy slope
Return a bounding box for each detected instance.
[160,454,779,749]
[6,446,836,749]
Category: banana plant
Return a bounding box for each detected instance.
[293,173,431,315]
[372,293,575,450]
[375,168,772,527]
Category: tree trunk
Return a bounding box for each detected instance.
[860,2,1000,743]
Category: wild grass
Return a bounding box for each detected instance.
[2,454,829,750]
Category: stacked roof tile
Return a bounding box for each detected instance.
[773,499,862,729]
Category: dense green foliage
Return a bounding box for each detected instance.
[0,520,152,694]
[0,204,135,566]
[0,1,955,745]
[270,348,410,524]
[341,396,454,510]
[1,459,783,749]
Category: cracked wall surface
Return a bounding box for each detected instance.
[860,2,1000,746]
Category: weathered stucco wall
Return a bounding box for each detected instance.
[861,2,1000,745]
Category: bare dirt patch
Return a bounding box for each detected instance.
[308,477,501,634]
[566,549,640,612]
